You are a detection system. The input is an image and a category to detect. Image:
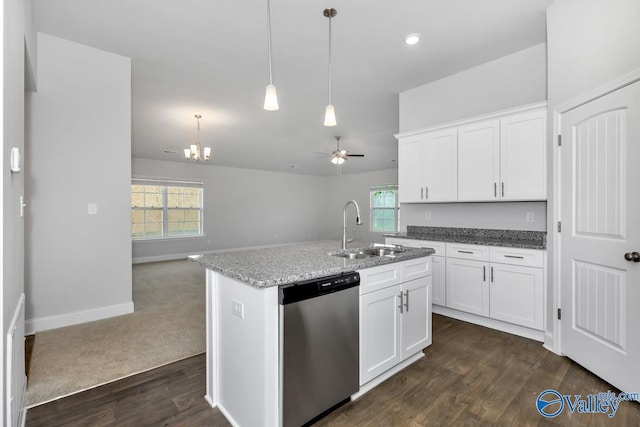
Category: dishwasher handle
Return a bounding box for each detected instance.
[279,272,360,305]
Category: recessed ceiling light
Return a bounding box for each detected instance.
[405,33,420,45]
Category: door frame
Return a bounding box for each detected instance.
[551,68,640,355]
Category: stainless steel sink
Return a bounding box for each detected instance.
[331,246,405,259]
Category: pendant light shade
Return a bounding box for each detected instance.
[323,8,337,127]
[264,0,279,111]
[324,104,337,127]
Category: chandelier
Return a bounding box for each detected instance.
[184,114,211,161]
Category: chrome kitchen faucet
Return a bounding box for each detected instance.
[342,200,363,249]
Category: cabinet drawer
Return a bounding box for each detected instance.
[446,243,490,261]
[358,263,401,295]
[489,246,544,268]
[401,257,431,282]
[385,238,445,256]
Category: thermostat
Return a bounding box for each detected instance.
[10,147,21,173]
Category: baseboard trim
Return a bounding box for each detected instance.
[216,402,241,427]
[25,301,134,334]
[433,305,545,342]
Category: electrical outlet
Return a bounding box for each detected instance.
[88,203,98,215]
[232,300,244,319]
[526,212,535,223]
[425,211,432,221]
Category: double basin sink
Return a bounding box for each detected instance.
[331,246,405,260]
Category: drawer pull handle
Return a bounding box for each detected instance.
[398,292,404,314]
[504,255,524,259]
[483,265,486,282]
[491,266,494,282]
[457,250,474,254]
[404,290,409,311]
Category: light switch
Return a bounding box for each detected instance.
[88,203,98,215]
[526,212,535,223]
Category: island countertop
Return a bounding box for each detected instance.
[190,240,434,288]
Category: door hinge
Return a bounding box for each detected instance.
[557,308,562,320]
[557,221,562,232]
[557,134,562,146]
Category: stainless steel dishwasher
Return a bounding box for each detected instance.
[279,272,360,427]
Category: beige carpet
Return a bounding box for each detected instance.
[25,259,206,407]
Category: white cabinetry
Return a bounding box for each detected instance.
[445,243,490,317]
[397,103,547,203]
[457,120,500,201]
[398,129,457,203]
[499,110,547,200]
[386,238,546,338]
[358,258,432,386]
[387,238,446,307]
[488,246,544,330]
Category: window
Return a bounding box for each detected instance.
[131,179,204,239]
[370,185,399,233]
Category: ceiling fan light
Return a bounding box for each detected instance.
[324,104,337,127]
[264,84,279,111]
[331,155,345,165]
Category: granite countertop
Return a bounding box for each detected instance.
[385,226,546,250]
[189,240,434,288]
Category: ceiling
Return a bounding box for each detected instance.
[32,0,552,176]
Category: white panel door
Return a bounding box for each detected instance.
[359,285,402,385]
[490,263,543,330]
[446,258,489,316]
[424,128,457,201]
[560,80,640,393]
[401,276,432,359]
[398,137,424,203]
[500,109,547,200]
[458,120,500,201]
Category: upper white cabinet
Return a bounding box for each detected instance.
[397,103,547,203]
[458,120,500,201]
[398,129,457,203]
[499,110,547,200]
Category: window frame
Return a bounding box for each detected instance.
[131,178,204,241]
[369,185,399,233]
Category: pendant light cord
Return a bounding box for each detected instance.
[327,14,332,104]
[267,0,274,85]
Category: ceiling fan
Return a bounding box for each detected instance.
[319,136,364,174]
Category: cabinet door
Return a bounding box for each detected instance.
[398,137,424,203]
[401,276,432,359]
[457,120,500,201]
[490,263,544,330]
[431,255,446,306]
[446,258,489,316]
[359,285,402,385]
[500,109,547,200]
[424,129,457,201]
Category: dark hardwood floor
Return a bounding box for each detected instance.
[25,315,640,426]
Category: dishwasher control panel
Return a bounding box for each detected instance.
[279,272,360,305]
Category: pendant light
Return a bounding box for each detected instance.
[184,115,211,161]
[323,8,337,127]
[263,0,279,111]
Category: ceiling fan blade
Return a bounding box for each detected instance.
[345,153,365,157]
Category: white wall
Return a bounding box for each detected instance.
[2,0,31,421]
[324,169,399,244]
[25,33,132,333]
[399,43,547,133]
[398,44,548,232]
[132,159,331,261]
[547,0,640,109]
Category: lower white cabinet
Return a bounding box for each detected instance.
[446,257,489,317]
[386,238,545,333]
[359,259,432,386]
[386,238,446,307]
[489,263,543,330]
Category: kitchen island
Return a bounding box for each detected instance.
[191,241,434,427]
